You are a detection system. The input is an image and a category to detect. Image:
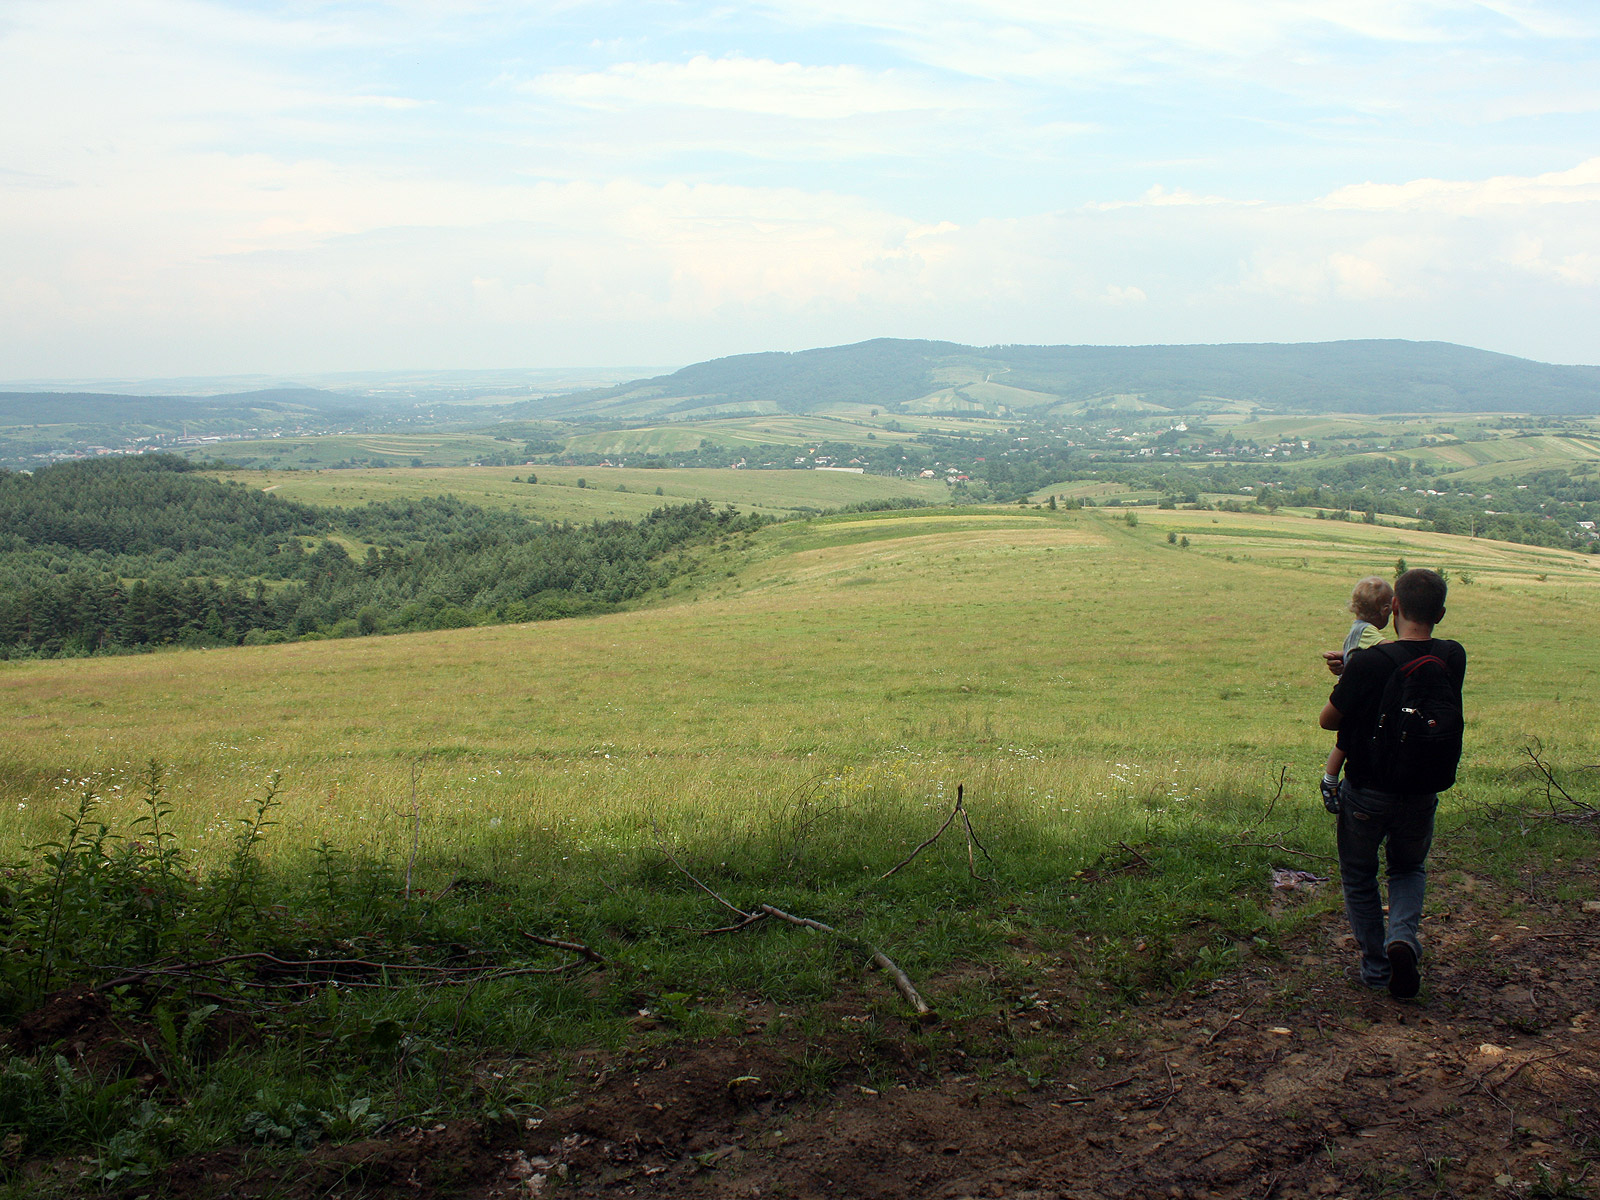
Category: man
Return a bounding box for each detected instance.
[1318,568,1466,1000]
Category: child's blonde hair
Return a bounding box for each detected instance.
[1349,575,1394,624]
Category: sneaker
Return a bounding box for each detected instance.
[1386,941,1420,1000]
[1320,776,1341,815]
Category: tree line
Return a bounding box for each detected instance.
[0,457,768,657]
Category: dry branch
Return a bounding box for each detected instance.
[1238,767,1290,838]
[1204,996,1260,1046]
[1233,841,1336,863]
[650,827,936,1019]
[880,784,993,881]
[1521,739,1599,823]
[520,931,607,964]
[758,904,936,1022]
[701,912,769,936]
[653,823,749,917]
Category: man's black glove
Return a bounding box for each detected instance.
[1320,776,1341,815]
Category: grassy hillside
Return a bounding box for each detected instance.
[4,505,1595,867]
[1372,433,1600,480]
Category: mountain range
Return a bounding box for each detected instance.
[508,338,1600,421]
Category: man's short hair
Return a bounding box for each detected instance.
[1395,568,1447,625]
[1348,575,1394,624]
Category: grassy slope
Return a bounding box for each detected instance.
[1380,433,1600,479]
[3,506,1596,877]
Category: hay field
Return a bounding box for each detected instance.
[215,464,949,520]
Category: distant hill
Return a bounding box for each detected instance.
[0,387,369,428]
[511,339,1600,420]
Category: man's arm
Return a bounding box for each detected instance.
[1319,701,1342,731]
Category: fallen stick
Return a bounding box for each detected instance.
[1204,996,1260,1046]
[650,826,935,1019]
[759,904,936,1022]
[1232,841,1335,863]
[1154,1058,1179,1114]
[654,823,750,917]
[701,911,769,936]
[881,784,992,881]
[1237,767,1290,839]
[521,931,607,965]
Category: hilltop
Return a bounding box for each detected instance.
[513,338,1600,421]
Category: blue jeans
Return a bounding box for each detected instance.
[1337,780,1438,986]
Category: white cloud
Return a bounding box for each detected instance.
[1322,157,1600,213]
[1090,184,1250,211]
[525,55,961,119]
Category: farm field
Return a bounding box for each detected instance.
[177,431,528,469]
[1379,432,1600,480]
[1205,412,1501,442]
[212,463,951,521]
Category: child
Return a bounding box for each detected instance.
[1319,575,1393,811]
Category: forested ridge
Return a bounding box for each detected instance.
[525,338,1600,419]
[0,456,767,657]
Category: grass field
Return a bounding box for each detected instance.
[4,504,1596,875]
[211,464,951,521]
[176,432,528,469]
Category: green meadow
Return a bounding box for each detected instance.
[213,463,949,521]
[181,432,529,469]
[4,505,1596,875]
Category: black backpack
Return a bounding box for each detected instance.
[1369,642,1464,794]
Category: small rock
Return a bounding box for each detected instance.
[1267,1027,1292,1037]
[1478,1044,1507,1058]
[1582,900,1600,914]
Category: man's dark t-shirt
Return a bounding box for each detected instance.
[1331,638,1467,792]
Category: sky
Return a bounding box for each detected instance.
[1,0,1598,380]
